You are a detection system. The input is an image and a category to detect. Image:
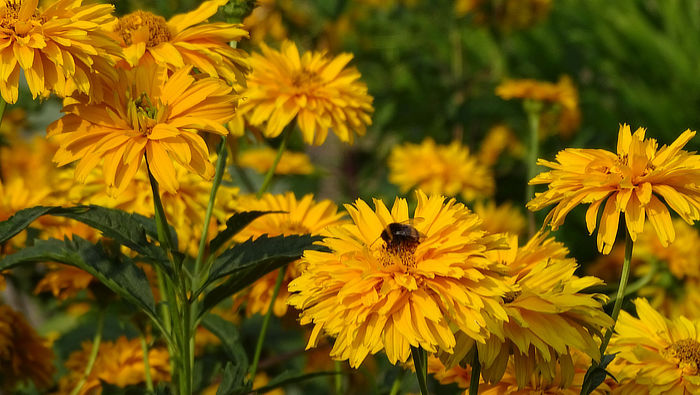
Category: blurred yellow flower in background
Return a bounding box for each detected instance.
[608,298,700,394]
[238,41,373,145]
[288,191,509,368]
[112,0,249,86]
[0,304,54,391]
[388,138,494,201]
[528,125,700,254]
[34,264,94,300]
[474,201,526,236]
[469,233,611,387]
[239,146,314,175]
[57,336,170,395]
[456,0,552,30]
[478,124,524,166]
[0,0,121,103]
[48,63,237,196]
[235,192,346,317]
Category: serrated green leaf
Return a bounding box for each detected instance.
[216,362,250,395]
[209,211,283,252]
[253,370,340,393]
[201,314,248,368]
[0,237,158,322]
[0,206,54,244]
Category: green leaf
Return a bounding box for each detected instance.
[216,362,251,395]
[209,211,283,252]
[253,370,340,393]
[197,235,324,313]
[0,236,158,321]
[580,353,618,395]
[201,313,248,368]
[0,205,172,274]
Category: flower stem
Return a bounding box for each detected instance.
[469,348,480,395]
[334,361,343,394]
[249,264,287,380]
[257,125,293,198]
[140,333,154,391]
[598,230,634,356]
[70,308,105,395]
[524,99,543,237]
[194,140,228,280]
[607,259,657,305]
[389,368,405,395]
[410,346,429,395]
[146,160,175,251]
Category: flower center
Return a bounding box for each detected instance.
[130,93,163,136]
[280,222,310,236]
[116,11,171,47]
[380,241,418,269]
[291,69,322,90]
[0,0,43,36]
[663,339,700,376]
[502,290,521,303]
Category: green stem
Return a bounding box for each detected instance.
[146,160,175,251]
[257,125,293,198]
[607,259,657,305]
[181,291,193,395]
[70,309,105,395]
[334,361,343,394]
[469,348,480,395]
[598,230,634,356]
[389,368,405,395]
[194,141,228,280]
[524,100,543,237]
[410,346,429,395]
[140,334,154,391]
[249,265,287,380]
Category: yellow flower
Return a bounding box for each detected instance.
[237,41,374,145]
[528,125,700,254]
[288,190,509,368]
[635,219,700,281]
[477,124,524,166]
[112,0,248,86]
[235,192,346,317]
[239,146,314,175]
[608,298,700,394]
[48,62,237,196]
[243,0,290,44]
[34,264,95,300]
[57,336,170,395]
[0,0,121,103]
[388,138,494,201]
[0,304,54,390]
[470,232,612,387]
[474,201,526,237]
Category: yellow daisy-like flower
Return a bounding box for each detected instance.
[388,138,495,201]
[473,232,611,387]
[234,192,346,317]
[635,219,700,281]
[57,336,170,395]
[34,264,94,300]
[239,146,314,175]
[527,124,700,254]
[243,0,290,44]
[608,298,700,394]
[237,41,374,145]
[0,0,121,103]
[474,201,526,237]
[288,190,509,368]
[48,63,237,196]
[478,124,524,166]
[0,304,54,391]
[112,0,248,86]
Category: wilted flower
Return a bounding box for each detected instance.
[48,63,238,196]
[388,138,495,201]
[238,41,373,145]
[528,125,700,254]
[608,298,700,394]
[112,0,248,86]
[235,192,346,317]
[288,191,509,368]
[0,0,121,103]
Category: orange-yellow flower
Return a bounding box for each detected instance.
[528,125,700,254]
[239,146,314,175]
[237,41,373,145]
[608,298,700,394]
[388,138,495,201]
[288,191,509,368]
[474,201,526,236]
[112,0,248,86]
[0,304,54,391]
[48,63,237,196]
[0,0,122,103]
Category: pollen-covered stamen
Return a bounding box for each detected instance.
[380,241,418,269]
[116,11,171,47]
[0,0,43,36]
[291,69,322,91]
[502,290,522,304]
[663,339,700,375]
[280,222,310,235]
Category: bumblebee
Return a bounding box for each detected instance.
[380,222,421,251]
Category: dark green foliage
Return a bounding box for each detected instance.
[209,211,283,252]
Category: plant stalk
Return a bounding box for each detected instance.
[257,125,293,198]
[249,265,287,380]
[469,348,481,395]
[524,99,543,237]
[410,346,429,395]
[389,368,405,395]
[140,333,154,391]
[70,309,105,395]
